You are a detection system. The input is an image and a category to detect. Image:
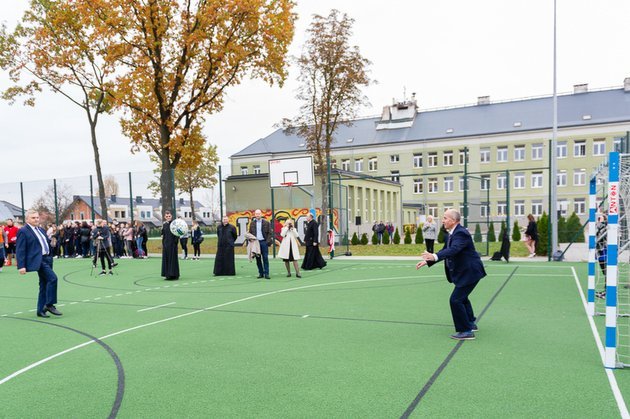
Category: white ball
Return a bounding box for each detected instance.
[170,219,189,237]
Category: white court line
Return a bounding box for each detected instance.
[571,266,630,419]
[137,302,176,313]
[0,274,421,386]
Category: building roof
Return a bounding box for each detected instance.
[232,88,630,157]
[0,200,23,221]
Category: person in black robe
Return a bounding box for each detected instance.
[161,211,180,280]
[301,213,327,270]
[214,216,237,276]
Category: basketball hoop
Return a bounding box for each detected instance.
[280,182,295,188]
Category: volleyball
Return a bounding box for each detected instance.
[170,218,189,237]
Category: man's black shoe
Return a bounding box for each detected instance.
[471,323,479,332]
[265,275,270,280]
[37,311,50,318]
[257,275,264,279]
[112,262,119,268]
[45,305,63,316]
[450,331,475,341]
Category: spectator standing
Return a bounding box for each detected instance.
[422,215,438,253]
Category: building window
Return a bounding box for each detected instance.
[574,199,586,215]
[557,170,567,187]
[497,173,506,190]
[79,212,85,220]
[444,177,454,192]
[391,171,400,183]
[480,202,489,218]
[531,172,543,188]
[573,140,586,157]
[413,179,423,194]
[341,159,350,171]
[428,205,438,218]
[483,175,492,191]
[330,160,337,169]
[514,145,525,161]
[532,200,543,216]
[480,147,490,163]
[557,200,568,216]
[532,143,543,160]
[390,154,399,163]
[459,177,465,191]
[253,165,261,174]
[413,153,423,168]
[557,141,567,158]
[497,202,507,216]
[428,178,438,193]
[514,200,525,216]
[443,151,453,166]
[354,159,363,172]
[444,203,454,212]
[240,166,248,175]
[514,172,525,189]
[428,152,438,167]
[497,147,508,162]
[140,211,146,218]
[573,169,586,186]
[459,150,468,165]
[593,140,606,156]
[368,157,378,172]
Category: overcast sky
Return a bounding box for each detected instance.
[1,0,630,189]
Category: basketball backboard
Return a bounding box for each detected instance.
[268,156,314,188]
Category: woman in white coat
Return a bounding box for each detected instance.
[278,219,302,278]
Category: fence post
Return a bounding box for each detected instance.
[53,179,59,225]
[89,175,95,221]
[129,172,134,226]
[219,165,223,221]
[20,182,25,221]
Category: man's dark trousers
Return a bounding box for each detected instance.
[450,280,478,333]
[37,255,58,314]
[256,240,269,276]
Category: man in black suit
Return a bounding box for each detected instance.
[248,209,272,279]
[417,209,486,340]
[301,213,327,270]
[16,210,62,318]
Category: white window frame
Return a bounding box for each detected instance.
[557,141,567,158]
[480,148,490,163]
[459,150,468,165]
[390,154,400,163]
[444,176,454,192]
[497,202,507,216]
[341,159,350,171]
[532,200,543,216]
[413,178,423,194]
[573,140,586,157]
[368,157,378,172]
[413,153,422,168]
[574,199,586,215]
[593,140,606,156]
[514,146,525,161]
[531,143,543,160]
[240,166,248,175]
[253,165,261,175]
[531,172,543,188]
[514,172,525,189]
[497,173,506,190]
[354,159,363,172]
[391,171,400,183]
[573,169,586,186]
[443,151,453,167]
[514,200,525,216]
[557,170,567,187]
[428,178,438,193]
[497,147,508,162]
[428,152,438,167]
[481,175,490,191]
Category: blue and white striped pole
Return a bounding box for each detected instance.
[587,176,597,316]
[605,151,620,369]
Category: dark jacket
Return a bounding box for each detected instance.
[429,224,486,287]
[303,219,319,246]
[217,224,237,247]
[16,225,51,272]
[248,218,273,245]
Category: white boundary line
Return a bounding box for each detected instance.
[0,274,421,386]
[571,266,630,418]
[137,302,176,312]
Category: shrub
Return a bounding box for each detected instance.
[393,228,401,244]
[499,221,507,241]
[372,232,379,245]
[487,222,496,242]
[360,233,369,245]
[342,233,349,246]
[404,227,412,244]
[438,225,446,243]
[512,221,521,242]
[474,223,482,243]
[415,225,423,244]
[536,212,549,255]
[382,229,390,244]
[558,215,568,242]
[351,232,359,245]
[566,212,585,243]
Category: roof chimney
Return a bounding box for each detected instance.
[179,198,185,205]
[574,83,588,94]
[110,194,116,203]
[477,96,490,105]
[624,77,630,92]
[135,196,143,204]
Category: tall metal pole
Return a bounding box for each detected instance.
[53,179,59,225]
[327,155,333,230]
[218,165,224,220]
[19,182,25,221]
[506,170,510,241]
[550,0,559,256]
[171,168,176,215]
[129,172,134,226]
[271,188,275,258]
[463,147,469,228]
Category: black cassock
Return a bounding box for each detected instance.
[214,223,237,276]
[301,219,327,270]
[161,221,180,279]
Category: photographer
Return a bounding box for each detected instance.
[92,219,117,276]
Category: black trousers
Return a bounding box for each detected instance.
[449,281,479,332]
[93,246,114,270]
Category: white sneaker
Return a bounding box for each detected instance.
[528,253,536,258]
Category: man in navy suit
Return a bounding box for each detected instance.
[16,210,62,318]
[417,209,486,340]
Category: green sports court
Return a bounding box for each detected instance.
[1,256,628,418]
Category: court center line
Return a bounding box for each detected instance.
[137,302,176,312]
[571,266,630,419]
[0,274,422,386]
[400,266,519,418]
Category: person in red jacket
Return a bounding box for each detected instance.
[4,219,19,266]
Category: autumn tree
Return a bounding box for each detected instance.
[84,0,296,215]
[0,0,116,221]
[103,175,120,197]
[32,183,74,224]
[285,9,372,239]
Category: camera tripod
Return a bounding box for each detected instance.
[90,239,118,277]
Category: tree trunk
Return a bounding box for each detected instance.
[89,120,108,221]
[160,126,175,216]
[189,188,196,221]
